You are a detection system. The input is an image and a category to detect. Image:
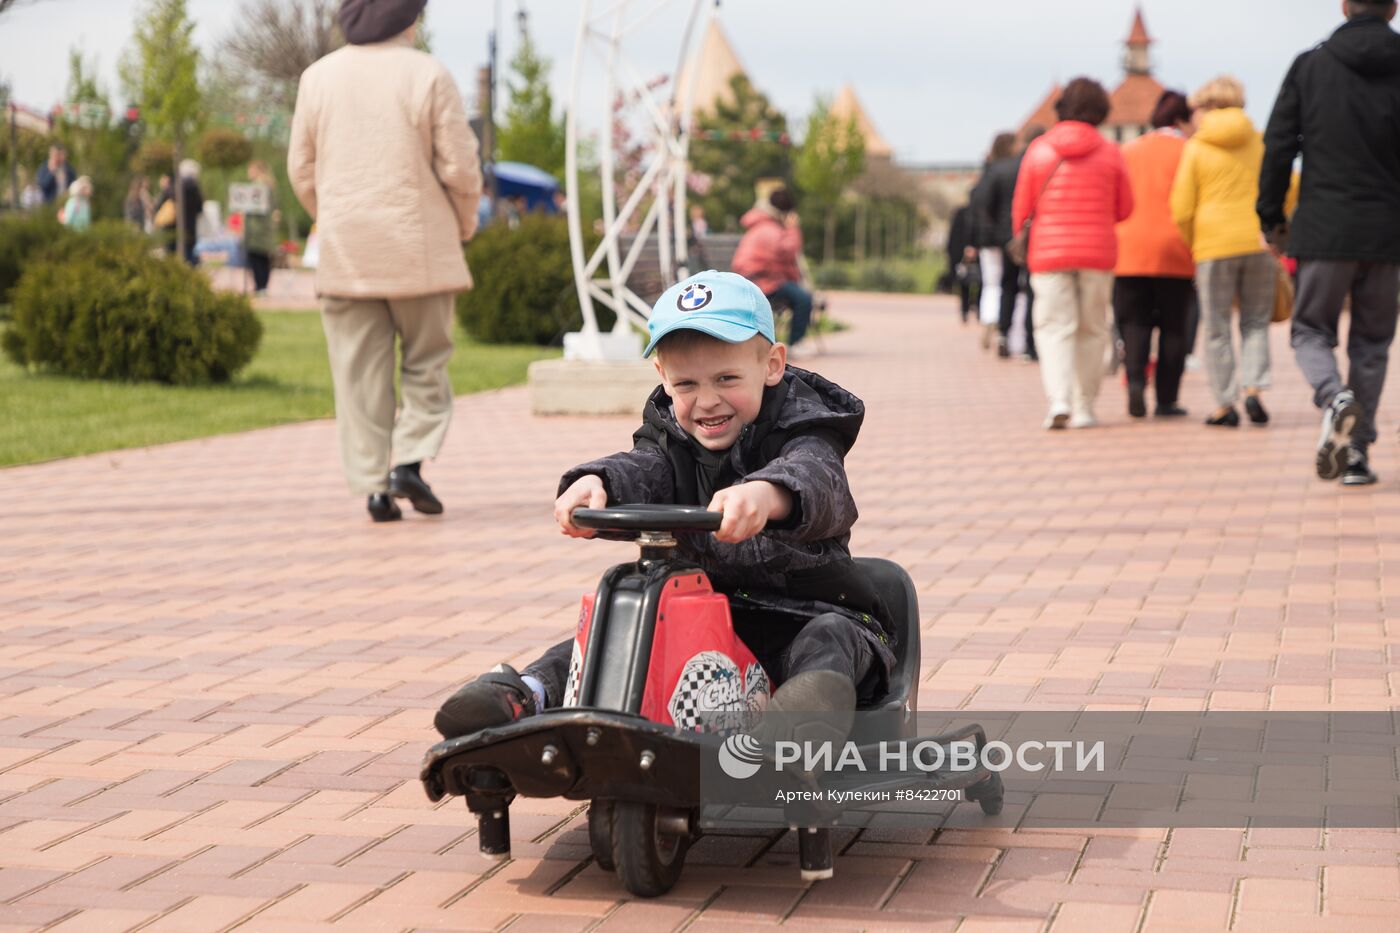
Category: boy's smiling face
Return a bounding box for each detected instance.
[654,335,787,451]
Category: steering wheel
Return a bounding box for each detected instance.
[572,504,722,536]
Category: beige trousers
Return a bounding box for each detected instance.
[1030,269,1115,416]
[320,293,456,496]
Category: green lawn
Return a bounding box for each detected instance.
[0,310,559,468]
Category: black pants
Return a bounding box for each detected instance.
[1113,275,1193,405]
[1292,259,1400,452]
[248,251,272,292]
[997,258,1035,356]
[958,281,977,321]
[521,609,878,709]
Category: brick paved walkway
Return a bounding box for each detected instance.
[2,292,1397,931]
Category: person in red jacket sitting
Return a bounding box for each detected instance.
[732,188,813,351]
[1013,77,1134,430]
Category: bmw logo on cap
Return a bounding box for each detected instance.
[677,282,713,312]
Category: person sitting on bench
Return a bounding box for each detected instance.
[733,188,814,352]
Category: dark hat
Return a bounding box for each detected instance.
[338,0,427,45]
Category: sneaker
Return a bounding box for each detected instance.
[1044,410,1070,430]
[1069,411,1098,429]
[1244,395,1269,425]
[1155,404,1189,418]
[1341,447,1378,486]
[434,664,538,740]
[1317,390,1362,480]
[996,336,1010,358]
[1128,386,1146,419]
[1184,354,1202,372]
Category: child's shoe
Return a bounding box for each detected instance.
[434,664,538,740]
[754,670,856,750]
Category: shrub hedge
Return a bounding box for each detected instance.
[0,211,68,301]
[3,235,262,384]
[456,213,609,345]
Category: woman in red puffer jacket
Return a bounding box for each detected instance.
[1012,77,1134,430]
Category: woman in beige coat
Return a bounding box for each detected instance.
[289,0,482,522]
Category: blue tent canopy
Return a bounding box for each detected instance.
[491,161,560,213]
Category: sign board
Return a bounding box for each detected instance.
[228,183,271,215]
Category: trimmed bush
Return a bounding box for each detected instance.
[3,236,262,383]
[811,264,851,289]
[0,211,68,301]
[456,213,609,345]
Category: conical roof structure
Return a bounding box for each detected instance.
[676,19,747,116]
[831,84,893,160]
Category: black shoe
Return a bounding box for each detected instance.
[389,462,444,515]
[434,664,538,740]
[996,337,1010,359]
[1317,390,1362,480]
[1154,404,1188,417]
[367,493,402,522]
[1128,385,1146,418]
[1205,407,1240,427]
[1244,395,1269,425]
[1341,447,1377,486]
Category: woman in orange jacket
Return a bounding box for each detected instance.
[1114,90,1196,419]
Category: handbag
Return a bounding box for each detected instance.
[1005,158,1064,266]
[1271,255,1294,324]
[154,198,177,229]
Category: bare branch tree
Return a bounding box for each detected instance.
[0,0,45,16]
[215,0,342,111]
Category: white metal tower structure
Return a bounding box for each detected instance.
[563,0,710,361]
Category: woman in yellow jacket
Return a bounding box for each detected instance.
[1170,76,1275,428]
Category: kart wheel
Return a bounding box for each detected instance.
[968,773,1004,816]
[610,800,689,898]
[588,800,615,871]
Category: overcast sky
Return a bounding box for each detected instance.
[0,0,1354,163]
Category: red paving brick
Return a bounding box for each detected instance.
[1,292,1398,930]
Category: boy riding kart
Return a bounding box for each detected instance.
[435,270,894,741]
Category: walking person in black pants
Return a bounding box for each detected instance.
[980,126,1046,359]
[1259,0,1400,486]
[945,203,979,323]
[1113,91,1197,418]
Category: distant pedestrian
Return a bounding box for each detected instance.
[124,175,152,232]
[60,176,92,232]
[176,160,205,266]
[1171,76,1274,429]
[242,160,278,295]
[1259,0,1400,486]
[945,202,979,324]
[36,144,76,205]
[1113,89,1196,419]
[969,132,1017,351]
[289,0,483,522]
[981,125,1046,359]
[1012,78,1133,429]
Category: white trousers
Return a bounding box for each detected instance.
[978,248,1003,326]
[1030,269,1115,416]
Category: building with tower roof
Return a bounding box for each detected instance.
[829,84,893,162]
[1020,8,1165,144]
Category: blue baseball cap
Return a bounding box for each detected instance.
[644,270,776,357]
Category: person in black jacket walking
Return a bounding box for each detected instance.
[980,125,1046,359]
[945,203,979,323]
[1259,0,1400,486]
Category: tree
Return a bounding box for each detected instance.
[496,29,565,178]
[121,0,202,257]
[53,50,135,221]
[794,97,865,264]
[688,74,790,232]
[214,0,339,113]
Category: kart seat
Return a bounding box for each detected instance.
[854,557,920,714]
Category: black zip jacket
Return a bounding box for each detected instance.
[1258,16,1400,262]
